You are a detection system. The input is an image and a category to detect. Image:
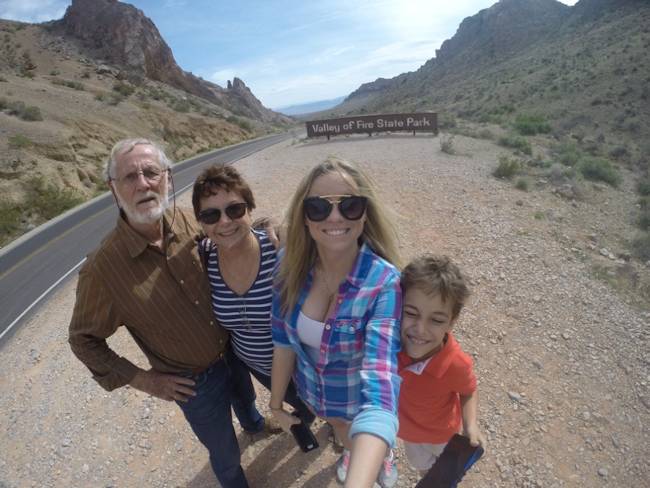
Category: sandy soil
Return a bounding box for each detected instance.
[1,133,648,488]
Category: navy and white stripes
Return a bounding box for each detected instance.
[202,229,276,375]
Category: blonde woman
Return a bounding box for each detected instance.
[270,157,402,488]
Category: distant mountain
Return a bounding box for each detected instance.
[0,0,290,246]
[276,96,347,116]
[55,0,288,124]
[333,0,649,165]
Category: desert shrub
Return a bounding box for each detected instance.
[514,114,551,135]
[49,69,60,76]
[0,97,7,110]
[19,105,43,121]
[5,100,42,121]
[609,146,630,160]
[637,177,650,196]
[172,99,191,113]
[548,163,576,184]
[438,113,457,129]
[440,134,455,154]
[97,92,125,105]
[8,134,32,148]
[630,232,650,261]
[112,81,135,97]
[25,176,84,220]
[553,141,582,166]
[477,128,494,139]
[0,201,22,245]
[498,134,532,155]
[51,78,84,90]
[638,197,650,230]
[81,71,90,79]
[515,178,529,191]
[0,76,7,82]
[578,157,621,187]
[6,100,25,115]
[227,115,253,132]
[493,155,521,179]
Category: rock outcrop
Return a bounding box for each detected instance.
[56,0,288,123]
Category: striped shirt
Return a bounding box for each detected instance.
[272,243,402,440]
[202,229,276,375]
[69,208,229,391]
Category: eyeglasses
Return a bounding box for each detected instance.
[112,167,166,185]
[303,195,368,222]
[198,202,248,224]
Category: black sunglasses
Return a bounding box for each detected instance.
[198,202,248,224]
[303,195,368,222]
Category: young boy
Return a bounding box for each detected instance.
[396,254,485,474]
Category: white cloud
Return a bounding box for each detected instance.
[0,0,68,23]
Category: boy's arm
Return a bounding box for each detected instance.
[460,390,486,448]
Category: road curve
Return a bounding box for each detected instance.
[0,132,293,343]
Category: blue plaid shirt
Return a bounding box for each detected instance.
[272,243,402,444]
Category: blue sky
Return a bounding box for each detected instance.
[0,0,578,109]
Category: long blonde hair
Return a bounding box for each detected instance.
[278,156,400,313]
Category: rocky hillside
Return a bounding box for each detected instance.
[0,0,291,247]
[334,0,649,168]
[55,0,286,124]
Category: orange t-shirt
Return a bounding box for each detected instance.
[398,333,477,444]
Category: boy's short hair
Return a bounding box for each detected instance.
[401,254,470,319]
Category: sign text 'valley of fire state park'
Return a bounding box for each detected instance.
[306,113,438,139]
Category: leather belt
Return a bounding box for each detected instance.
[190,351,225,376]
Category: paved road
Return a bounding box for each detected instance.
[0,132,292,342]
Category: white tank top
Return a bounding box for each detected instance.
[297,311,325,364]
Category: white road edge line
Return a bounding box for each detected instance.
[1,257,87,341]
[3,137,283,337]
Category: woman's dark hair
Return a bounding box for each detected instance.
[192,164,256,219]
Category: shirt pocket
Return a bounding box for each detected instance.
[329,317,365,361]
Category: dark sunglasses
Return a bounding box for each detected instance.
[198,202,248,224]
[303,195,368,222]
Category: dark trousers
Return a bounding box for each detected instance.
[177,358,252,488]
[228,351,316,425]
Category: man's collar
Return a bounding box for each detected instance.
[117,210,175,258]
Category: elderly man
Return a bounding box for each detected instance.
[69,138,263,488]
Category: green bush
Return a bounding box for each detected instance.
[638,197,650,230]
[25,177,84,220]
[493,155,521,179]
[637,177,650,196]
[438,113,457,129]
[8,134,32,148]
[515,178,529,191]
[578,157,621,187]
[51,78,84,90]
[112,82,135,97]
[172,99,191,113]
[553,141,582,166]
[0,201,22,245]
[514,114,551,135]
[630,232,650,261]
[227,115,253,132]
[498,134,532,155]
[19,105,43,121]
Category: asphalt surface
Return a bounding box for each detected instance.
[0,132,293,343]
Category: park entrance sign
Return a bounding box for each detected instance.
[305,112,437,139]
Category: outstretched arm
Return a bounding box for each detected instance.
[460,390,486,448]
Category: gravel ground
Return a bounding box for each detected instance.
[1,133,648,488]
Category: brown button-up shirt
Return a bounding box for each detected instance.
[69,208,228,391]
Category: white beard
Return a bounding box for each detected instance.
[115,185,170,225]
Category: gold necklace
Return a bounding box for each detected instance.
[318,266,338,307]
